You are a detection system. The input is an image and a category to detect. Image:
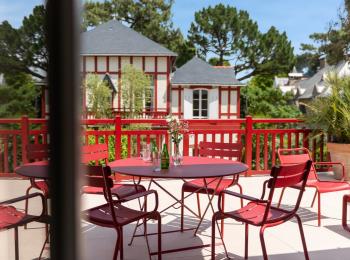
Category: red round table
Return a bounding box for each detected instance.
[109,156,248,179]
[110,156,248,257]
[15,161,49,179]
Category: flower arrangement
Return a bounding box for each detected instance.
[166,115,189,145]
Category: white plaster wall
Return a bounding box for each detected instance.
[208,88,219,119]
[157,75,167,109]
[183,88,193,119]
[145,57,155,72]
[157,57,167,73]
[85,57,95,72]
[133,57,142,70]
[171,90,179,113]
[109,57,119,72]
[221,90,228,113]
[121,57,130,69]
[80,57,84,72]
[230,90,237,113]
[97,56,107,72]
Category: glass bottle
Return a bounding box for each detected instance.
[161,143,170,169]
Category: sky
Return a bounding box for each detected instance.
[0,0,345,54]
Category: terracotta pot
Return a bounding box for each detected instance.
[327,142,350,180]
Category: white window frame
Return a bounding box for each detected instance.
[193,89,208,119]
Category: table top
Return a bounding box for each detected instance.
[109,156,248,179]
[15,161,49,179]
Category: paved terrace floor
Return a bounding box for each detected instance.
[0,176,349,260]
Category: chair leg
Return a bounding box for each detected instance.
[237,183,244,208]
[196,193,201,218]
[113,229,121,260]
[277,187,286,207]
[311,190,317,208]
[342,195,350,232]
[211,212,219,260]
[317,192,321,227]
[259,226,268,260]
[220,194,225,237]
[157,213,162,260]
[244,223,249,259]
[181,189,185,232]
[120,228,124,260]
[14,227,19,260]
[24,185,33,229]
[295,214,310,260]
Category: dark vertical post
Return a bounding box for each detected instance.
[21,116,29,164]
[245,116,253,176]
[115,115,122,160]
[46,1,81,260]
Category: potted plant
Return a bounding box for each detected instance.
[303,72,350,180]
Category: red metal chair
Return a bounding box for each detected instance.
[211,160,313,260]
[81,144,146,199]
[82,165,162,260]
[24,144,49,234]
[181,142,245,235]
[0,193,46,260]
[343,194,350,232]
[277,148,350,226]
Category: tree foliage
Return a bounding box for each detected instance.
[188,4,295,80]
[240,76,300,118]
[297,0,350,74]
[121,65,151,117]
[0,5,47,79]
[0,73,39,118]
[86,74,112,119]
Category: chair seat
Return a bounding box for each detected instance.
[0,206,30,229]
[82,183,146,199]
[34,181,49,197]
[224,202,288,226]
[84,203,150,227]
[182,178,234,195]
[300,180,350,193]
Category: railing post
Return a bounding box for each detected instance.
[21,116,29,163]
[115,115,122,160]
[183,133,189,156]
[245,116,253,176]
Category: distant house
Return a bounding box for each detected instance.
[274,60,350,112]
[273,66,305,95]
[171,57,244,119]
[80,20,177,118]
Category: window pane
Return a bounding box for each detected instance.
[202,90,208,99]
[202,110,208,117]
[193,90,199,100]
[202,100,207,109]
[193,110,199,117]
[193,100,199,109]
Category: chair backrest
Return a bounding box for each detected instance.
[277,148,317,180]
[262,160,312,223]
[84,165,118,223]
[199,142,243,161]
[26,144,49,162]
[81,144,108,165]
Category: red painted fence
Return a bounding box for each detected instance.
[0,116,325,177]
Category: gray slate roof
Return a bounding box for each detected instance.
[171,57,244,86]
[296,61,345,99]
[81,20,177,56]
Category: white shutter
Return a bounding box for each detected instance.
[183,88,193,119]
[209,87,219,119]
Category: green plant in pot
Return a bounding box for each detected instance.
[303,72,350,180]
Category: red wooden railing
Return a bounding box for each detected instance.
[0,116,325,176]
